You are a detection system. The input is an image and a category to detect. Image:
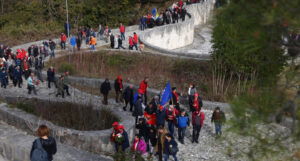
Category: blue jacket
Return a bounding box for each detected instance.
[121,131,130,150]
[0,71,7,81]
[177,115,190,128]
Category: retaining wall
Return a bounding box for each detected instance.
[0,97,135,155]
[139,0,215,57]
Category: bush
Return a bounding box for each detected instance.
[58,63,75,75]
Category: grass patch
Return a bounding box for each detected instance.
[8,98,119,131]
[46,50,220,101]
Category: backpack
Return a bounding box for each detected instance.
[30,139,49,161]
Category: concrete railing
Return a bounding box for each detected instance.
[139,0,215,58]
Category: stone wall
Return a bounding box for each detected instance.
[139,0,215,51]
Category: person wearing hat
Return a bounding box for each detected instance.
[110,122,120,142]
[156,105,167,127]
[114,125,129,152]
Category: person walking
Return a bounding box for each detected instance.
[114,75,123,103]
[131,134,147,156]
[163,133,179,161]
[211,107,226,136]
[100,79,111,105]
[114,125,129,152]
[117,35,125,49]
[30,125,57,161]
[133,32,139,50]
[123,84,134,111]
[0,68,8,88]
[27,73,37,95]
[177,110,189,144]
[89,36,97,50]
[156,126,168,161]
[13,66,23,88]
[192,108,205,143]
[110,33,115,49]
[133,96,144,124]
[188,84,197,111]
[119,23,126,40]
[49,39,56,58]
[63,71,71,96]
[55,75,65,98]
[47,67,56,89]
[166,105,179,137]
[138,77,149,104]
[60,33,67,50]
[128,36,134,50]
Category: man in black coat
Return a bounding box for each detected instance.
[110,34,115,49]
[133,96,143,124]
[13,66,23,88]
[123,84,134,111]
[47,67,56,88]
[100,78,111,105]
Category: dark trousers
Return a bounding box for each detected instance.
[178,127,186,142]
[133,43,138,50]
[1,79,7,88]
[28,85,37,95]
[61,42,66,49]
[192,125,201,142]
[168,121,175,136]
[142,93,147,104]
[13,78,22,87]
[64,85,70,95]
[124,100,133,111]
[102,94,108,105]
[48,80,56,88]
[121,32,125,40]
[115,90,122,102]
[56,90,65,98]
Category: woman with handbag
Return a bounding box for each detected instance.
[163,133,178,161]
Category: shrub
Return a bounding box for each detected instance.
[58,63,75,75]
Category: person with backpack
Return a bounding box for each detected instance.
[211,107,226,136]
[163,133,178,161]
[123,84,134,111]
[177,110,190,144]
[192,108,205,143]
[114,75,123,103]
[100,78,111,105]
[30,125,57,161]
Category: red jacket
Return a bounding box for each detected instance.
[61,34,67,42]
[129,37,134,46]
[144,111,156,126]
[192,111,205,127]
[138,80,148,94]
[166,108,179,122]
[133,34,138,44]
[119,25,125,33]
[178,0,183,8]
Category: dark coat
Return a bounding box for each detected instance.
[100,81,111,95]
[163,138,178,155]
[156,109,166,126]
[30,137,57,161]
[47,69,55,82]
[123,86,134,102]
[120,131,130,151]
[136,118,148,138]
[133,98,143,117]
[13,69,23,80]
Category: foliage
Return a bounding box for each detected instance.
[212,0,300,91]
[113,151,145,161]
[58,62,75,75]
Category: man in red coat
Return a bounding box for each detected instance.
[60,33,67,50]
[119,23,125,40]
[138,77,149,104]
[133,32,138,50]
[192,108,205,143]
[128,36,134,50]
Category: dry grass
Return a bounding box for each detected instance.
[46,50,221,101]
[8,98,119,131]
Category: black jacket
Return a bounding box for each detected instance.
[133,98,143,117]
[47,69,55,81]
[164,138,178,155]
[30,137,57,161]
[100,81,111,95]
[123,86,134,102]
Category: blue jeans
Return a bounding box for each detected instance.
[121,32,125,40]
[168,121,175,136]
[178,127,186,141]
[90,45,95,50]
[163,154,178,161]
[215,122,222,135]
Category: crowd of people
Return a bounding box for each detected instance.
[0,41,70,97]
[101,76,226,160]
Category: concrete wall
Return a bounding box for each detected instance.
[0,97,135,155]
[139,0,215,51]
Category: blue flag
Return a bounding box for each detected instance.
[160,82,172,106]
